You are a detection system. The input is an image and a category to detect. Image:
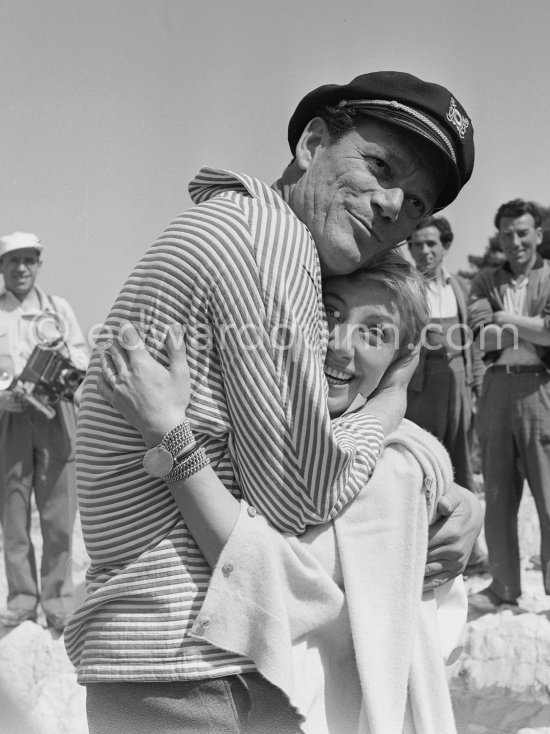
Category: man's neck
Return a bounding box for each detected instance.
[8,287,40,309]
[508,254,537,280]
[271,177,286,201]
[272,160,303,211]
[425,266,446,286]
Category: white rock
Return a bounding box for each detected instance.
[451,610,550,700]
[0,621,87,734]
[0,509,88,734]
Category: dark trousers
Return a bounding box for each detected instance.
[0,401,77,616]
[477,369,550,601]
[407,356,486,566]
[86,674,304,734]
[406,356,473,491]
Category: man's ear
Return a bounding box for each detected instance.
[536,227,544,246]
[294,117,329,171]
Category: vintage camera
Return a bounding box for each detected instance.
[15,345,86,418]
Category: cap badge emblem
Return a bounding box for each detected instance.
[446,97,470,139]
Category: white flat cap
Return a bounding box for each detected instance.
[0,232,43,259]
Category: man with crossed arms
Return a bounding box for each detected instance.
[469,199,550,611]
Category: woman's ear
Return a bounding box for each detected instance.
[294,117,329,171]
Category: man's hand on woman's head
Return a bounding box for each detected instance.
[375,344,421,394]
[360,346,420,436]
[424,482,484,591]
[96,320,191,448]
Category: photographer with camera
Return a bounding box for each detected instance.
[0,231,89,631]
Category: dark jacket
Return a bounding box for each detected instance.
[408,273,476,393]
[467,256,550,368]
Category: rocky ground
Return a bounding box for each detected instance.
[1,488,550,734]
[0,509,88,734]
[449,488,550,734]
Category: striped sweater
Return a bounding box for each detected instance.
[64,168,384,682]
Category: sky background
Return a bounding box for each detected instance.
[1,0,549,338]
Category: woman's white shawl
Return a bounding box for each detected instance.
[192,419,463,734]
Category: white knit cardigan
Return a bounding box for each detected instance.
[191,419,464,734]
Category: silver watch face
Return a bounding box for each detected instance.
[143,445,174,477]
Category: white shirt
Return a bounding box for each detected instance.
[425,270,458,320]
[496,275,540,366]
[0,286,89,377]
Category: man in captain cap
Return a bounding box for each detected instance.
[0,231,88,631]
[66,72,483,733]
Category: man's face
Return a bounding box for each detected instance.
[323,278,400,418]
[292,117,445,276]
[408,225,447,276]
[0,248,42,299]
[498,213,542,274]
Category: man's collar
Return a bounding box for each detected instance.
[502,254,544,275]
[426,267,451,287]
[188,167,293,216]
[0,286,46,311]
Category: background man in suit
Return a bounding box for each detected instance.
[406,216,487,573]
[468,199,550,610]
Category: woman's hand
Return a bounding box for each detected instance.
[97,321,191,447]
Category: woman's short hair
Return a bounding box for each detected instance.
[342,250,430,358]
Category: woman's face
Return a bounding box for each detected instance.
[323,278,401,418]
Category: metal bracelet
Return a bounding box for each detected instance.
[164,445,210,483]
[162,421,194,456]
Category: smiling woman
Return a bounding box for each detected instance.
[324,252,429,417]
[324,281,401,416]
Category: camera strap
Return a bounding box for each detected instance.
[41,294,70,353]
[46,294,58,315]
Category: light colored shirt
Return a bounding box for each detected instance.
[0,286,89,378]
[496,274,541,366]
[425,270,458,320]
[65,168,384,683]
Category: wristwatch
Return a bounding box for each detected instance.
[142,421,194,478]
